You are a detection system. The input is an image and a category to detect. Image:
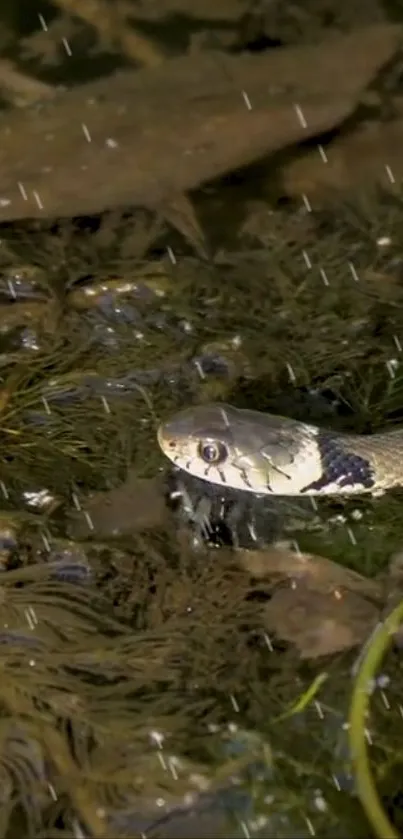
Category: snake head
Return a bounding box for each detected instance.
[157,402,322,495]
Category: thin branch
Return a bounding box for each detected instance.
[52,0,165,66]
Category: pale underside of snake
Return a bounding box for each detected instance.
[157,402,403,496]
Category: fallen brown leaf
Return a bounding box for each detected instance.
[282,100,403,198]
[67,474,167,539]
[0,24,399,227]
[238,545,383,601]
[263,582,380,658]
[239,545,383,658]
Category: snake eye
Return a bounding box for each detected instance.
[198,439,227,465]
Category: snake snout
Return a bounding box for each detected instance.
[157,403,236,470]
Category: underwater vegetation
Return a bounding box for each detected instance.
[1,0,403,836]
[0,184,400,837]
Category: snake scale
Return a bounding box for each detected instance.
[157,402,403,496]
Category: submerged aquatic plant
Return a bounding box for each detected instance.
[0,110,401,838]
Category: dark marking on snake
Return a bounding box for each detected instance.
[301,432,375,493]
[241,469,253,489]
[266,463,292,493]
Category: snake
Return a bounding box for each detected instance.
[157,402,403,496]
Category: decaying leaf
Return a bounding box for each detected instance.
[282,101,403,198]
[67,474,168,539]
[264,582,380,658]
[239,545,384,658]
[0,25,398,228]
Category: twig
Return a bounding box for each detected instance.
[52,0,165,66]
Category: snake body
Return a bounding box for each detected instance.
[157,402,403,496]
